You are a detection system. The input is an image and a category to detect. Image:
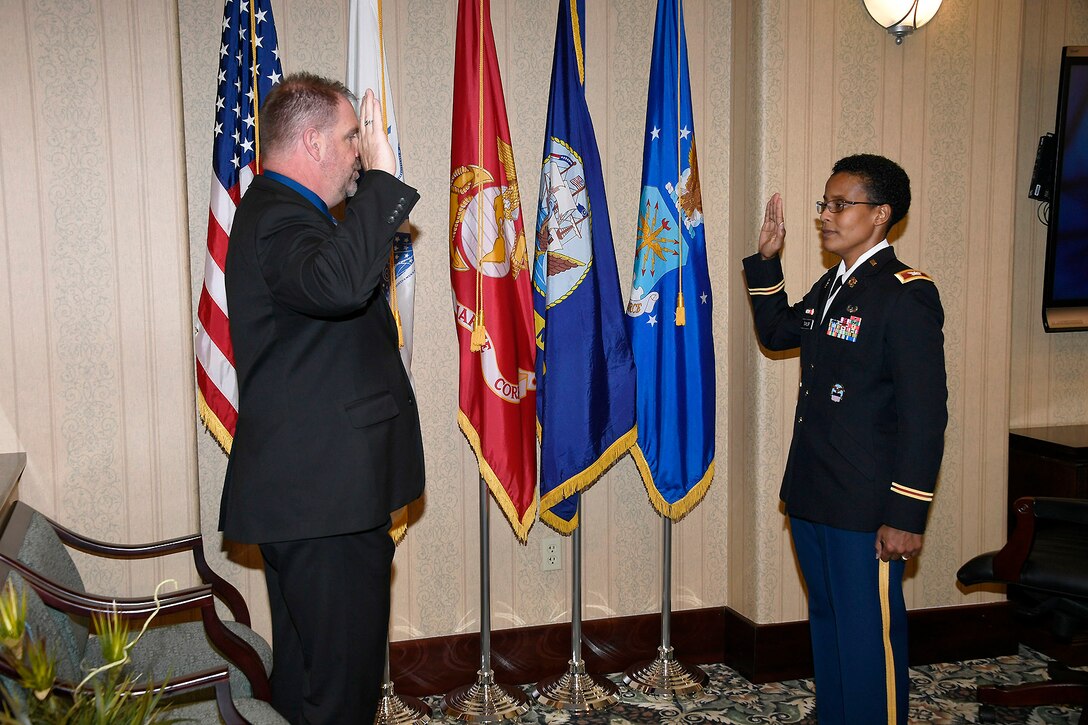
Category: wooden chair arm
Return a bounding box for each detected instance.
[42,513,251,626]
[122,668,254,725]
[993,497,1037,582]
[0,658,254,725]
[991,496,1088,582]
[0,553,272,702]
[198,605,272,701]
[0,551,217,620]
[47,514,201,557]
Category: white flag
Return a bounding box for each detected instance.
[347,0,416,379]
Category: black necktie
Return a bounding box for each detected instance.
[829,275,844,298]
[823,275,843,321]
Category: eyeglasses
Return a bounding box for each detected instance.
[816,199,883,214]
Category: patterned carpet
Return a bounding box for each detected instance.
[417,647,1083,723]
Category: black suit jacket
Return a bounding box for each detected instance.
[220,171,424,544]
[743,247,947,534]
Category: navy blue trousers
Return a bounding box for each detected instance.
[790,517,909,725]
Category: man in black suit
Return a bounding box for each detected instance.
[742,155,946,725]
[221,72,424,724]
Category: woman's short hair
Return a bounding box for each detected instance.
[832,154,911,231]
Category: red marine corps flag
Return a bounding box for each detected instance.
[450,0,537,541]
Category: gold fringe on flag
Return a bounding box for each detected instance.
[538,427,638,535]
[458,411,537,542]
[197,389,233,455]
[630,445,714,522]
[389,505,409,543]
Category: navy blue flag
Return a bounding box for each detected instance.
[625,0,714,519]
[533,0,637,534]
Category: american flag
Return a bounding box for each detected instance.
[195,0,283,452]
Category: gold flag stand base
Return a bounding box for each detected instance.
[623,645,708,697]
[375,679,431,724]
[532,659,619,712]
[442,669,531,722]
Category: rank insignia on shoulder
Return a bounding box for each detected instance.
[895,269,933,284]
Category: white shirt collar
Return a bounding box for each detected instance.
[835,240,890,281]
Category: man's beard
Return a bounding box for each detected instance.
[344,168,360,198]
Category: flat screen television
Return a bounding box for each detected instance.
[1043,46,1088,332]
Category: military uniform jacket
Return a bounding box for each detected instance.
[742,247,947,534]
[221,171,424,544]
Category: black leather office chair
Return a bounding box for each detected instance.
[957,496,1088,724]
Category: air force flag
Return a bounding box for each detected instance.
[626,0,715,519]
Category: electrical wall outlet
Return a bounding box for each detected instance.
[541,536,561,571]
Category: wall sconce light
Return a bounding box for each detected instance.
[863,0,943,45]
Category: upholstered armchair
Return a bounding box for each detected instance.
[0,500,285,724]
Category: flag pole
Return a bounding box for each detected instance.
[531,499,619,711]
[375,637,431,724]
[442,476,531,721]
[623,516,707,695]
[249,4,261,170]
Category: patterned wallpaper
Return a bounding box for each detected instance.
[0,0,199,595]
[1,0,1086,650]
[732,0,1034,622]
[1010,1,1088,427]
[177,0,735,642]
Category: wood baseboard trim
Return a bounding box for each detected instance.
[723,601,1017,683]
[389,607,725,697]
[390,602,1015,696]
